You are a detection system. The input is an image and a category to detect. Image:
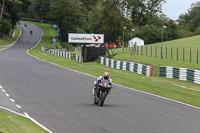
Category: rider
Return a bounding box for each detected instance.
[30,29,33,34]
[93,72,112,95]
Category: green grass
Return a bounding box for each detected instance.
[111,35,200,70]
[0,26,20,46]
[0,111,47,133]
[23,20,200,108]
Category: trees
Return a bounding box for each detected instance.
[0,0,30,36]
[4,0,188,44]
[0,19,11,36]
[48,0,87,34]
[124,0,166,27]
[98,0,125,42]
[34,0,51,19]
[179,2,200,34]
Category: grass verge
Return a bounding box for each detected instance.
[25,20,200,107]
[0,110,47,133]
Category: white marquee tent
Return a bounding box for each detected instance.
[128,37,144,47]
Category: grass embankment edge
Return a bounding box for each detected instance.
[0,109,48,133]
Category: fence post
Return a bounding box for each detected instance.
[190,48,192,63]
[141,46,143,56]
[155,46,157,58]
[137,46,139,55]
[171,47,173,60]
[146,46,147,56]
[134,45,136,55]
[177,48,178,61]
[183,48,185,62]
[151,46,152,57]
[197,49,199,64]
[126,42,128,50]
[166,46,167,59]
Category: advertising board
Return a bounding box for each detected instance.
[68,33,104,44]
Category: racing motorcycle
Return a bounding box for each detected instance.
[30,29,33,35]
[93,79,112,106]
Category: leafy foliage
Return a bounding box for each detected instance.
[0,18,11,36]
[3,0,200,44]
[0,0,30,35]
[48,0,87,34]
[179,2,200,36]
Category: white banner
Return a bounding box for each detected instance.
[68,33,104,44]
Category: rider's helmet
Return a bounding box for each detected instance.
[103,72,109,80]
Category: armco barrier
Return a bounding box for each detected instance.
[160,66,200,84]
[41,47,82,62]
[100,57,153,77]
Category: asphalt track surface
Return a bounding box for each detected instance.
[1,24,200,133]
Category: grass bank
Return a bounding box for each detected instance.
[0,110,47,133]
[25,21,200,107]
[111,35,200,70]
[0,26,20,47]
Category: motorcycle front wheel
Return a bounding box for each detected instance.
[99,91,107,107]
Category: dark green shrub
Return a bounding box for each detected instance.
[0,19,11,35]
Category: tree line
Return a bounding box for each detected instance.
[1,0,200,45]
[0,0,30,37]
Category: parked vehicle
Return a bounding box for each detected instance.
[103,43,116,49]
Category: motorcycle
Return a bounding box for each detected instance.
[93,79,112,106]
[30,30,33,35]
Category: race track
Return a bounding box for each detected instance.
[0,23,200,133]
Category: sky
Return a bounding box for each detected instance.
[162,0,199,20]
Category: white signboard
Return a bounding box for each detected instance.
[68,33,104,44]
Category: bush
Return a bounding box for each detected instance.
[0,19,11,35]
[176,28,194,38]
[59,42,75,51]
[135,24,161,44]
[194,25,200,35]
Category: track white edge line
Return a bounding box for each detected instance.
[0,106,25,117]
[115,83,200,110]
[27,50,200,111]
[0,106,53,133]
[27,115,53,133]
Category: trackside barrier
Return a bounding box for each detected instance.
[100,56,153,77]
[41,47,49,53]
[41,47,82,62]
[160,66,200,84]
